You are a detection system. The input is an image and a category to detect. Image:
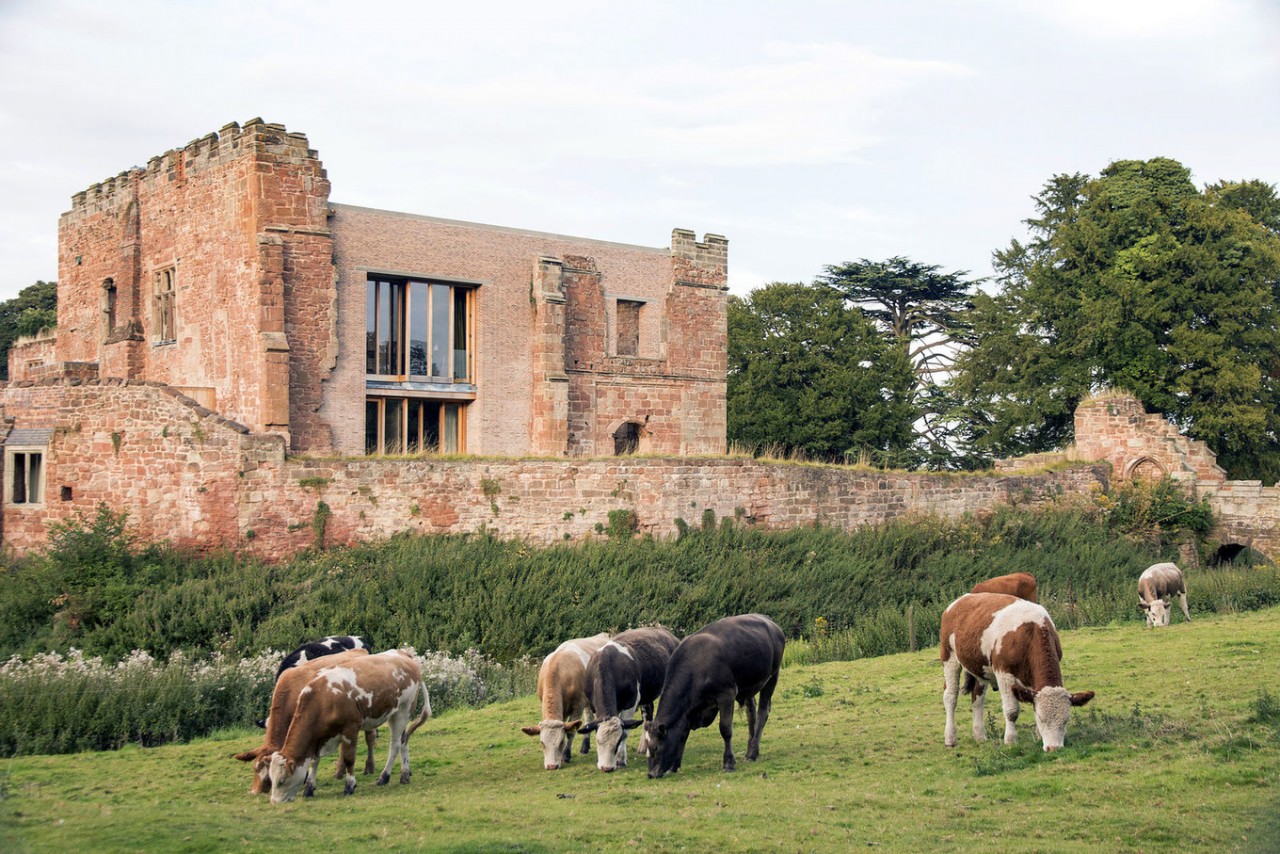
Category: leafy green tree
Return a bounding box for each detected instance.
[820,257,979,466]
[0,281,57,380]
[952,158,1280,481]
[727,282,918,464]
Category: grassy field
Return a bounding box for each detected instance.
[2,607,1278,852]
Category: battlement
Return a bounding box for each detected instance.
[67,118,324,215]
[671,228,729,289]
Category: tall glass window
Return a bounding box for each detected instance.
[365,398,464,455]
[366,276,473,381]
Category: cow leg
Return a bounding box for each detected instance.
[363,728,377,775]
[747,671,777,761]
[743,695,758,759]
[397,725,413,784]
[718,695,738,772]
[971,681,988,742]
[340,730,359,795]
[942,657,961,747]
[377,719,406,786]
[995,673,1020,745]
[303,758,319,798]
[1179,592,1191,622]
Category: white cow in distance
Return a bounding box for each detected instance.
[1138,563,1191,627]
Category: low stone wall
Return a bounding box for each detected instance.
[2,380,1111,562]
[237,456,1106,561]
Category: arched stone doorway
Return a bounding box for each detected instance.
[1125,456,1166,481]
[613,421,642,455]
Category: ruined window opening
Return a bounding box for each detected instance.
[365,397,466,455]
[153,268,176,343]
[616,299,642,357]
[7,450,45,505]
[614,422,641,455]
[366,277,474,382]
[102,279,117,341]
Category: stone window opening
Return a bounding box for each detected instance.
[614,421,643,455]
[153,267,176,343]
[7,448,45,506]
[1126,456,1166,481]
[102,278,117,341]
[366,276,475,382]
[365,397,466,455]
[615,299,643,357]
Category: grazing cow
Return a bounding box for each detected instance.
[268,649,432,803]
[521,632,611,769]
[941,592,1094,752]
[1138,563,1191,627]
[234,648,377,794]
[578,626,680,772]
[971,572,1038,602]
[254,635,370,728]
[644,613,785,778]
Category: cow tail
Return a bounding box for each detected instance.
[960,672,977,697]
[406,682,433,738]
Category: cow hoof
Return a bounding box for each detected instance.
[400,771,411,784]
[723,763,736,773]
[945,740,957,748]
[344,780,357,796]
[304,785,315,798]
[376,772,391,786]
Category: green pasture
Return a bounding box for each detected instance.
[3,607,1278,852]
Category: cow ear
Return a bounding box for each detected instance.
[578,721,598,734]
[622,719,644,730]
[1070,691,1095,707]
[520,725,542,736]
[1012,684,1036,703]
[565,720,583,733]
[233,749,260,762]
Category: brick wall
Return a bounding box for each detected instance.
[327,206,727,457]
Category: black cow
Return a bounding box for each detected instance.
[644,613,784,778]
[578,626,680,771]
[254,635,370,728]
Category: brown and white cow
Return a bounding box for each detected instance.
[971,572,1038,602]
[1138,562,1191,627]
[234,648,377,794]
[268,649,432,803]
[940,592,1094,752]
[520,632,611,770]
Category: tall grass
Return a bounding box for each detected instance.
[0,490,1273,664]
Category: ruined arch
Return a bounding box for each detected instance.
[1125,456,1166,481]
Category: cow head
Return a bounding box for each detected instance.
[1015,685,1095,751]
[268,752,307,803]
[521,719,581,769]
[1139,598,1171,627]
[232,747,272,794]
[580,716,644,772]
[644,718,690,778]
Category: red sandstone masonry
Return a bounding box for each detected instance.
[56,120,333,449]
[0,380,1112,561]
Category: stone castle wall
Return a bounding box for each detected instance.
[0,379,1103,562]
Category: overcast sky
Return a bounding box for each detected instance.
[1,0,1277,303]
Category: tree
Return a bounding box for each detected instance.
[819,256,979,466]
[727,282,918,464]
[952,158,1280,481]
[0,281,57,380]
